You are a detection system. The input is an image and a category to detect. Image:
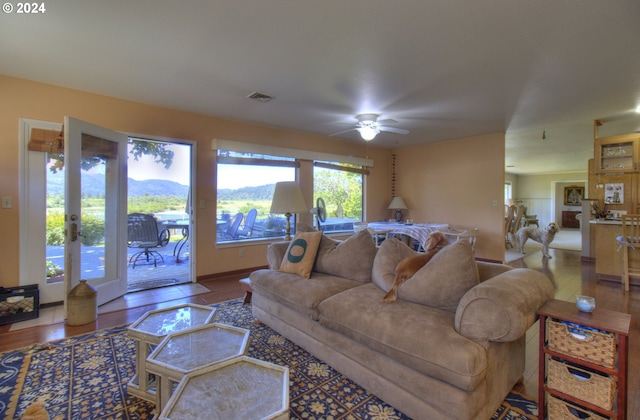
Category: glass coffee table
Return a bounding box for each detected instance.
[158,356,289,420]
[146,322,250,411]
[127,303,217,402]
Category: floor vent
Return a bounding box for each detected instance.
[247,91,274,102]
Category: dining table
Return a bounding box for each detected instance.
[367,222,450,250]
[163,220,189,262]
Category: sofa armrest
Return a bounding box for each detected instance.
[266,241,290,270]
[454,268,554,342]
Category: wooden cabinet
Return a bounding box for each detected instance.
[561,211,581,229]
[595,134,640,174]
[538,299,630,419]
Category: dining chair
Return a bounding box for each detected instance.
[127,213,165,268]
[505,205,516,248]
[616,214,640,292]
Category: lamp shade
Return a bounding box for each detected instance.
[387,197,408,210]
[270,182,308,214]
[357,126,379,141]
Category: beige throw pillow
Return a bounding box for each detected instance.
[314,230,378,282]
[280,230,323,278]
[397,241,479,312]
[372,238,416,291]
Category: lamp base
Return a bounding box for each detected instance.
[284,213,292,240]
[394,209,403,223]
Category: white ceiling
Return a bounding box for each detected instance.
[2,0,640,174]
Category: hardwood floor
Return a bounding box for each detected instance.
[0,273,247,353]
[1,248,638,416]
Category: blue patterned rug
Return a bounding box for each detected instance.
[0,299,537,419]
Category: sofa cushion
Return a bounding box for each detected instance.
[280,230,322,278]
[318,282,487,391]
[314,230,377,283]
[250,269,363,320]
[398,241,479,312]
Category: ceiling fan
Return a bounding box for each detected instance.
[331,114,410,141]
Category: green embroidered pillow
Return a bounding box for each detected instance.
[280,230,323,278]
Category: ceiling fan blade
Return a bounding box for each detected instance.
[377,118,398,125]
[330,127,357,136]
[379,126,410,135]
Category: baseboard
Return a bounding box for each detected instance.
[196,265,267,282]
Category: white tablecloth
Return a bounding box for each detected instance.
[367,222,449,249]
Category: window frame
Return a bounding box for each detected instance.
[213,139,373,245]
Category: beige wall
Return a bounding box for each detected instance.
[0,74,507,287]
[393,133,506,261]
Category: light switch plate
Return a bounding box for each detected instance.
[1,196,11,209]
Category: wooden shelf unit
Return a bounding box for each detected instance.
[538,299,630,419]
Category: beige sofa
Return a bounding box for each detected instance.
[250,230,554,420]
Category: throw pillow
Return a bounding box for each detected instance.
[372,238,417,291]
[280,230,323,278]
[397,241,479,312]
[314,230,378,282]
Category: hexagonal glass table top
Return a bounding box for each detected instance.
[128,303,217,343]
[149,323,250,373]
[146,323,250,411]
[159,356,289,420]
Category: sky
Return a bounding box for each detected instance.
[217,165,294,190]
[127,143,191,186]
[126,142,294,190]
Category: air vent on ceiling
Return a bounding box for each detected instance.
[247,91,274,102]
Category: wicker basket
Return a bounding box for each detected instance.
[547,319,616,368]
[547,357,616,410]
[546,394,608,419]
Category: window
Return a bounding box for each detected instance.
[312,161,364,232]
[505,182,513,205]
[213,139,373,242]
[216,150,296,242]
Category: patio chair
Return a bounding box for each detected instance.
[219,212,244,241]
[127,213,165,268]
[237,209,257,238]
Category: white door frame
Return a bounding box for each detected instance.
[19,118,65,304]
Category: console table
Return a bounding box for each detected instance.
[562,211,581,228]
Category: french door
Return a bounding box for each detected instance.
[64,117,129,307]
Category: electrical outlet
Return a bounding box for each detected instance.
[239,249,245,257]
[1,196,12,209]
[492,199,498,207]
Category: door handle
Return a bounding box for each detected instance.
[70,222,79,242]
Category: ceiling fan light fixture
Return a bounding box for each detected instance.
[357,126,379,141]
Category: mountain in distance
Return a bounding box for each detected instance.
[47,171,189,197]
[217,184,275,201]
[47,170,275,200]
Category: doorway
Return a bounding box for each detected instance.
[126,137,193,292]
[20,119,195,306]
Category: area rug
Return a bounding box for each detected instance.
[0,299,537,419]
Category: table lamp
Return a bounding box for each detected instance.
[270,181,308,240]
[388,197,408,222]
